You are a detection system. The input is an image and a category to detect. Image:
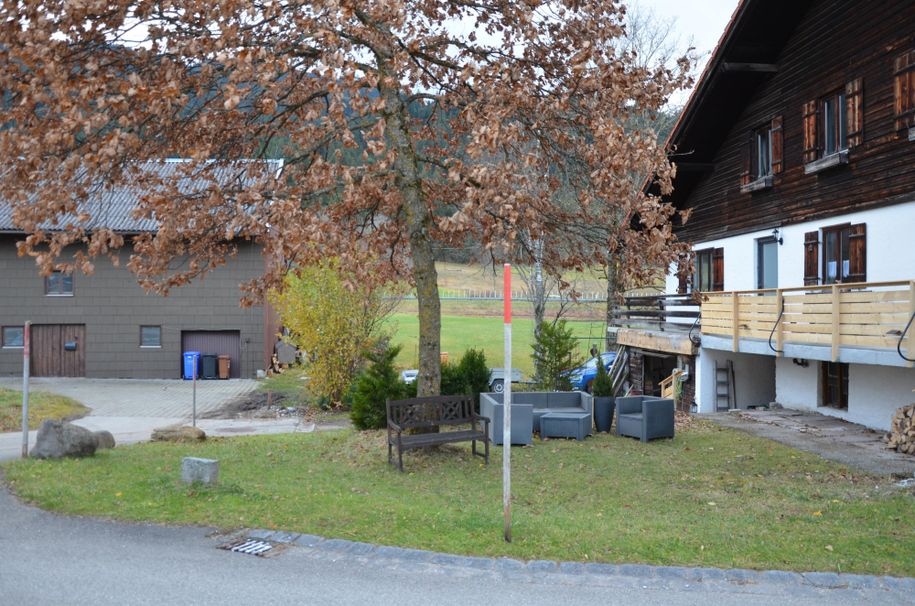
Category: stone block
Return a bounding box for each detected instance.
[181,457,219,486]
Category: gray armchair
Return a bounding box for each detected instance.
[615,396,675,443]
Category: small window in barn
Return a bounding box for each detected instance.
[740,116,781,193]
[140,326,162,348]
[45,271,74,296]
[822,91,847,156]
[2,326,24,349]
[754,126,772,178]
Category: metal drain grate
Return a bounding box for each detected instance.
[222,539,275,556]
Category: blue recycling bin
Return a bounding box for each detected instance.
[183,351,201,380]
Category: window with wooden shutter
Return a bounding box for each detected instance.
[740,134,752,186]
[711,247,724,292]
[802,100,819,162]
[847,223,866,283]
[894,50,915,131]
[804,231,820,285]
[676,254,689,294]
[770,115,784,173]
[845,79,864,148]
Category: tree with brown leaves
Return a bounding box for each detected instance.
[0,0,691,396]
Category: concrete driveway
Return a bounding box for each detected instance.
[0,377,312,461]
[0,376,258,418]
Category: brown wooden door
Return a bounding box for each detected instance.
[31,324,86,377]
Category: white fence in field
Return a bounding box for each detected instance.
[396,287,662,303]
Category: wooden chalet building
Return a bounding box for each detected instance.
[614,0,915,431]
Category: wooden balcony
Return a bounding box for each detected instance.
[700,280,915,366]
[611,293,701,356]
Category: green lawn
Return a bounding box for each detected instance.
[4,423,913,576]
[387,313,606,376]
[0,388,89,433]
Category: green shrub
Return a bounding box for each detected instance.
[591,353,614,397]
[440,348,491,404]
[350,345,408,430]
[531,320,579,391]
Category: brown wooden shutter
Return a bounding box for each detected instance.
[711,247,724,292]
[845,78,864,148]
[847,223,867,283]
[803,100,819,162]
[771,115,784,174]
[804,231,820,286]
[894,51,915,131]
[676,254,689,294]
[740,135,752,186]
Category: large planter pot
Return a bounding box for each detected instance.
[593,396,615,433]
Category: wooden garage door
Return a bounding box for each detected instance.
[31,324,86,377]
[180,331,241,378]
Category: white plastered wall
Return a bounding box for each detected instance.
[664,197,915,294]
[665,199,915,425]
[695,348,776,413]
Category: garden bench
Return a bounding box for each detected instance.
[386,395,490,471]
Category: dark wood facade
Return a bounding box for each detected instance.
[668,0,915,243]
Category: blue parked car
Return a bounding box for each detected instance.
[566,352,617,392]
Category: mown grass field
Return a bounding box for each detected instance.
[4,423,913,576]
[386,313,607,376]
[0,388,89,433]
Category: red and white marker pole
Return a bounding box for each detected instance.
[21,321,31,459]
[503,264,512,542]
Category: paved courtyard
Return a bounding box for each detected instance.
[0,377,257,418]
[0,376,314,461]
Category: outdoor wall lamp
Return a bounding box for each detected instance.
[772,228,784,245]
[792,358,809,367]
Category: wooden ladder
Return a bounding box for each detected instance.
[715,360,736,411]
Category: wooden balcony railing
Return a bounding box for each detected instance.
[611,293,701,332]
[700,280,915,363]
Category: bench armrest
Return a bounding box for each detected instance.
[388,420,404,433]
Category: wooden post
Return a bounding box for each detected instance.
[21,321,31,459]
[731,293,740,352]
[831,284,840,362]
[502,263,512,543]
[775,290,784,357]
[908,281,915,367]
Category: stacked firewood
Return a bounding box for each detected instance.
[886,404,915,454]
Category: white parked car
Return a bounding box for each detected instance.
[400,369,418,384]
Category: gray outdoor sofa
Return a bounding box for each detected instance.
[615,396,675,443]
[480,391,593,443]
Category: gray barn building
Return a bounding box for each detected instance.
[0,162,280,379]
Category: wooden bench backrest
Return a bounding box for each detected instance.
[387,395,475,430]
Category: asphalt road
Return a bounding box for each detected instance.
[1,485,911,606]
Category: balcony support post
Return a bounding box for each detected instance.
[732,293,740,352]
[908,281,915,368]
[831,285,840,362]
[775,289,784,357]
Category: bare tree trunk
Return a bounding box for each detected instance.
[605,252,622,350]
[378,68,441,397]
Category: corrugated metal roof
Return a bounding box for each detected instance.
[0,159,282,234]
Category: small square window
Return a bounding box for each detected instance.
[2,326,24,348]
[46,271,74,296]
[140,326,162,348]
